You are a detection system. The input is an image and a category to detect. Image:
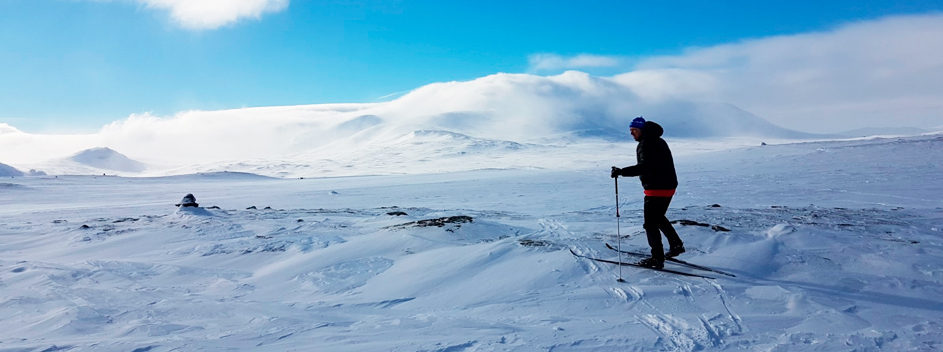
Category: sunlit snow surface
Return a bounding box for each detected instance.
[2,134,942,351]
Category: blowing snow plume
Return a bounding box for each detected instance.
[373,71,814,140]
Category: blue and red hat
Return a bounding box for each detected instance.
[630,116,646,129]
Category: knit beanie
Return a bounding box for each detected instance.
[630,116,646,129]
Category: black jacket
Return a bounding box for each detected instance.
[619,121,678,190]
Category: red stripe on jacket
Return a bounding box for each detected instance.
[644,189,676,197]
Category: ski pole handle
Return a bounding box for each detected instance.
[614,176,620,218]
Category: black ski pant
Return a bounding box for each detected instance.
[643,196,683,261]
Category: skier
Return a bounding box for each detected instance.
[610,116,684,269]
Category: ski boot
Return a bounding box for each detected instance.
[637,257,664,269]
[666,245,686,258]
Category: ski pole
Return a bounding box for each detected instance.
[615,175,624,282]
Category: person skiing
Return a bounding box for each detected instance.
[610,116,684,269]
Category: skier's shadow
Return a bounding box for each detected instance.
[727,274,943,312]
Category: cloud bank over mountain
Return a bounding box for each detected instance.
[616,13,943,133]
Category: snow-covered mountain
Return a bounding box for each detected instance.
[0,72,822,176]
[66,147,147,173]
[16,147,149,176]
[0,162,24,177]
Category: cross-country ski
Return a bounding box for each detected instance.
[569,249,714,279]
[605,243,737,277]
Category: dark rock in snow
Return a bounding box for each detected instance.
[671,219,731,232]
[386,215,474,230]
[415,215,473,227]
[673,219,711,227]
[519,239,551,247]
[175,194,199,207]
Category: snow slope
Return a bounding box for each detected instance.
[0,162,24,177]
[1,134,941,351]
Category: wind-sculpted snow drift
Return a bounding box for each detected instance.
[0,71,819,175]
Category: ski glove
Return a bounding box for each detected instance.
[611,166,621,178]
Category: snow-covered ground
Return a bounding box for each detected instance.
[2,134,942,351]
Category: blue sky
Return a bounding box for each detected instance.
[1,0,942,133]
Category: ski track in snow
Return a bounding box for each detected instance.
[1,135,943,351]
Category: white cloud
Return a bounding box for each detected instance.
[528,53,621,71]
[126,0,289,29]
[615,13,943,133]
